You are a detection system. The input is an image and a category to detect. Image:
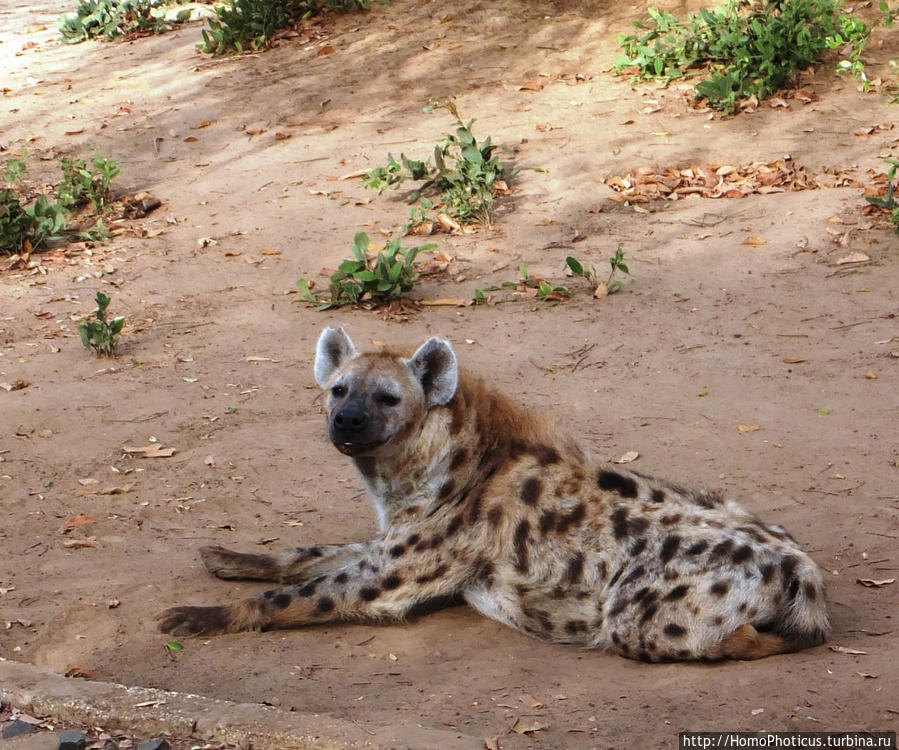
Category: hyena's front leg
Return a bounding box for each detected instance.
[158,541,470,636]
[200,542,371,583]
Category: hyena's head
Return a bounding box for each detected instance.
[313,327,458,457]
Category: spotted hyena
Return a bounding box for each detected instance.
[158,327,829,661]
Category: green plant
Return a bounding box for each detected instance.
[78,291,125,356]
[566,248,630,295]
[201,0,370,55]
[296,231,436,309]
[513,265,571,303]
[77,218,115,241]
[617,0,870,113]
[364,101,510,224]
[59,0,190,43]
[58,152,121,211]
[866,158,899,233]
[1,158,68,255]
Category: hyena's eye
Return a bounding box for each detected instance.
[331,384,347,398]
[375,392,400,407]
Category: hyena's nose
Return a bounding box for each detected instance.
[333,402,367,433]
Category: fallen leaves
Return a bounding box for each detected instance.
[829,645,867,655]
[74,483,134,497]
[857,578,895,588]
[605,160,864,203]
[614,451,639,464]
[122,445,176,458]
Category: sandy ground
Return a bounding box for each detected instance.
[1,1,898,747]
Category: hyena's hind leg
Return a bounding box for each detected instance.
[200,542,373,583]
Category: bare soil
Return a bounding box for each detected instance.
[2,1,898,747]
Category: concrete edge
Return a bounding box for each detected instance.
[0,659,479,749]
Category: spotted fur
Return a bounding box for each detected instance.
[158,328,829,661]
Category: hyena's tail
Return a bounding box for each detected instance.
[720,556,830,660]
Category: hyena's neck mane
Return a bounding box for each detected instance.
[353,369,572,526]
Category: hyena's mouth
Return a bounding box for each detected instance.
[334,440,383,456]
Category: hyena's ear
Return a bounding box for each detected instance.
[405,338,458,408]
[314,327,357,387]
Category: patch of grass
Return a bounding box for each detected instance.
[59,0,191,43]
[616,0,870,113]
[78,291,125,356]
[296,231,436,309]
[866,158,899,233]
[364,101,511,225]
[201,0,371,55]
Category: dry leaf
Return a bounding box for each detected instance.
[835,252,870,265]
[122,445,176,458]
[614,451,639,464]
[829,645,867,655]
[593,281,608,299]
[751,708,764,716]
[865,370,877,380]
[484,738,499,750]
[63,538,101,549]
[420,298,470,307]
[738,424,760,433]
[512,718,549,735]
[60,515,98,533]
[857,578,895,587]
[204,455,216,467]
[783,358,807,365]
[742,237,767,246]
[437,213,463,234]
[519,80,543,91]
[317,45,334,56]
[856,671,878,678]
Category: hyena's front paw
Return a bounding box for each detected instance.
[200,545,279,581]
[157,605,232,636]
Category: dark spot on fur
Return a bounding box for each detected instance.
[611,632,621,645]
[487,506,503,527]
[736,525,767,543]
[263,590,274,599]
[609,597,628,617]
[709,580,730,597]
[297,580,319,597]
[711,539,735,559]
[686,540,709,556]
[449,448,468,471]
[633,586,650,603]
[713,615,724,626]
[620,642,631,656]
[565,552,585,584]
[738,602,748,613]
[359,586,380,601]
[598,470,639,498]
[565,619,587,635]
[664,584,689,601]
[389,544,406,558]
[780,555,798,582]
[731,544,754,564]
[638,650,652,662]
[334,572,349,584]
[539,509,558,535]
[677,649,690,659]
[608,566,624,587]
[803,582,817,601]
[416,564,449,584]
[660,535,681,564]
[446,514,464,536]
[786,577,800,602]
[304,546,323,558]
[514,520,531,573]
[692,490,721,508]
[651,488,666,504]
[556,503,586,533]
[664,623,686,637]
[383,574,402,590]
[273,593,291,609]
[640,604,658,624]
[611,507,630,539]
[316,596,335,613]
[629,538,648,556]
[523,607,553,632]
[760,563,776,584]
[533,444,561,466]
[467,491,484,524]
[520,476,542,506]
[438,480,455,501]
[597,560,608,581]
[620,565,646,587]
[414,539,429,553]
[406,534,420,546]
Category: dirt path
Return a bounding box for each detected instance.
[2,1,898,747]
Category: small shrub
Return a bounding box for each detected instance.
[866,158,899,234]
[59,0,191,43]
[1,158,68,255]
[568,249,630,296]
[616,0,870,113]
[78,291,125,356]
[58,152,121,211]
[297,231,436,309]
[201,0,371,55]
[364,101,510,225]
